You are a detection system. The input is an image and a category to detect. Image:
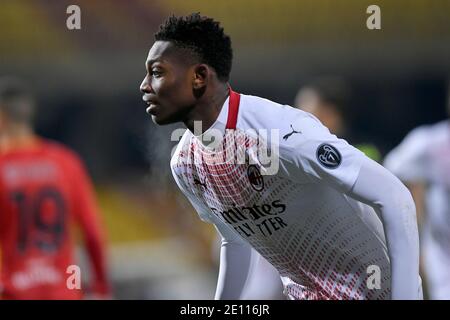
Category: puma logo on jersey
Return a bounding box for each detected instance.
[283,125,302,141]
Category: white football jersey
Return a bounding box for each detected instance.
[384,120,450,299]
[171,90,391,300]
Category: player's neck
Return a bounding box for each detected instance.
[183,83,229,134]
[0,125,37,153]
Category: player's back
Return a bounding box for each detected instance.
[0,138,83,299]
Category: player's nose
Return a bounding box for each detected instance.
[139,75,153,94]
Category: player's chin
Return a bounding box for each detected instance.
[147,105,183,125]
[150,113,176,126]
[147,106,167,125]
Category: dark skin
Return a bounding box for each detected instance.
[140,41,229,133]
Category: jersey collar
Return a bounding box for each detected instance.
[194,87,241,149]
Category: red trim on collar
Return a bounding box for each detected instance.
[225,88,241,129]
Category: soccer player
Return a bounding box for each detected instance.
[140,14,421,300]
[0,77,111,299]
[384,85,450,299]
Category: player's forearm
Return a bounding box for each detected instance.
[376,189,419,299]
[347,158,420,299]
[214,241,254,300]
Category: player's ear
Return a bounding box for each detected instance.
[192,64,209,90]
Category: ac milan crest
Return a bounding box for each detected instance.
[247,165,264,192]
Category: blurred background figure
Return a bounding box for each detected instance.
[295,76,381,161]
[384,82,450,300]
[295,77,351,138]
[0,77,110,299]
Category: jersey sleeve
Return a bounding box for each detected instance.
[383,127,429,182]
[278,112,365,193]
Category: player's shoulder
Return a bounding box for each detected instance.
[238,93,326,136]
[239,94,301,127]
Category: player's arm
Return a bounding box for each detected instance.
[71,156,111,298]
[279,112,419,299]
[383,127,429,281]
[178,196,256,300]
[345,157,420,300]
[212,219,257,300]
[384,127,429,226]
[170,164,255,300]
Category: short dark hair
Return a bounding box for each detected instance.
[0,77,35,125]
[154,13,233,81]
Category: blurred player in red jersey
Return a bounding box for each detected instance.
[0,77,111,299]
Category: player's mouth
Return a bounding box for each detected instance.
[143,96,160,115]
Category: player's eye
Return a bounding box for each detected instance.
[151,69,163,78]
